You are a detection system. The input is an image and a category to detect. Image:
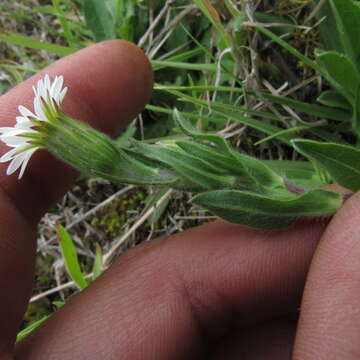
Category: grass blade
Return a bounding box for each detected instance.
[0,32,77,56]
[151,60,216,72]
[16,316,48,342]
[51,0,76,46]
[56,224,88,290]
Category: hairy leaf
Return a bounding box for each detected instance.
[174,109,283,189]
[84,0,115,41]
[317,90,351,110]
[192,189,342,230]
[292,139,360,191]
[135,141,236,190]
[328,0,360,65]
[315,50,360,99]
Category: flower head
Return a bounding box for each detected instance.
[0,74,67,179]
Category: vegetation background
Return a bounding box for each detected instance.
[0,0,339,336]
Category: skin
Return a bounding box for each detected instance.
[0,40,358,359]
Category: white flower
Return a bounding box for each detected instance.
[0,74,67,179]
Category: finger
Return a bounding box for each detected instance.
[293,192,360,359]
[213,315,296,359]
[17,219,326,359]
[0,39,153,223]
[0,40,152,354]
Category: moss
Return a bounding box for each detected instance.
[90,188,148,237]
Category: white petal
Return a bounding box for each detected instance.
[37,78,46,99]
[0,127,27,134]
[0,127,21,134]
[56,76,64,96]
[6,152,28,175]
[0,147,18,162]
[0,128,27,137]
[15,121,34,130]
[58,87,68,103]
[44,74,51,92]
[34,96,46,121]
[49,76,57,97]
[16,116,28,123]
[57,76,64,92]
[50,76,63,100]
[1,135,27,146]
[18,148,37,179]
[18,105,36,119]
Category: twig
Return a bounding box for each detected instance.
[148,4,196,59]
[40,185,134,247]
[138,0,173,48]
[305,0,326,24]
[103,189,174,266]
[241,21,311,31]
[30,273,93,303]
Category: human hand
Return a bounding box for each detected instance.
[0,41,358,359]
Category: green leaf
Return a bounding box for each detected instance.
[145,188,171,226]
[52,301,65,308]
[84,0,116,41]
[192,189,342,230]
[16,316,48,342]
[145,104,228,139]
[309,126,349,144]
[171,94,291,143]
[151,60,216,72]
[176,140,254,188]
[311,0,344,54]
[191,0,232,49]
[177,141,242,174]
[113,0,136,41]
[157,84,351,123]
[233,152,284,189]
[317,90,351,110]
[114,121,136,147]
[328,0,360,65]
[175,92,286,124]
[263,92,351,122]
[255,12,295,36]
[174,109,284,189]
[263,160,324,187]
[354,85,360,136]
[255,124,344,146]
[0,32,77,56]
[56,224,88,290]
[151,49,204,71]
[134,142,236,190]
[315,50,360,99]
[112,148,179,185]
[173,108,231,151]
[51,0,75,46]
[256,26,325,77]
[292,139,360,191]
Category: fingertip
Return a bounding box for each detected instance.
[294,191,360,358]
[45,39,154,134]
